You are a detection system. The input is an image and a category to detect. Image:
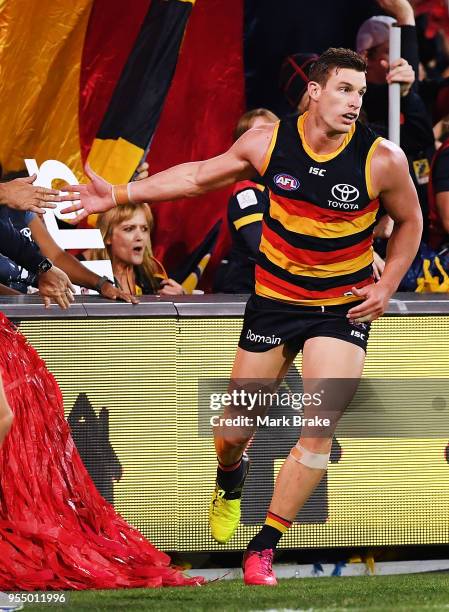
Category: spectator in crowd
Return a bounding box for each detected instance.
[0,170,138,302]
[0,183,74,308]
[86,202,185,296]
[0,205,137,302]
[0,173,77,447]
[215,108,278,293]
[356,0,436,235]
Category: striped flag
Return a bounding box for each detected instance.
[171,220,222,293]
[87,0,195,184]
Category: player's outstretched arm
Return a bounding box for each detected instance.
[61,124,276,222]
[348,140,422,322]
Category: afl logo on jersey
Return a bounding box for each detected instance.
[274,174,300,191]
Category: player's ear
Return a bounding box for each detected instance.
[308,80,321,101]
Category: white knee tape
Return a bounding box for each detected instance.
[289,443,330,470]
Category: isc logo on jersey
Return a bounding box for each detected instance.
[274,174,300,191]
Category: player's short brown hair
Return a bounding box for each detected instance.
[309,47,367,87]
[234,108,279,141]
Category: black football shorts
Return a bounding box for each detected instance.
[238,294,370,354]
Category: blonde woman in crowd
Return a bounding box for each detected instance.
[86,202,185,296]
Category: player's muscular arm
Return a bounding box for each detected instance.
[61,124,276,221]
[130,125,275,202]
[371,140,422,293]
[348,141,422,322]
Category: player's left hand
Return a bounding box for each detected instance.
[347,283,391,323]
[381,58,415,97]
[99,280,139,304]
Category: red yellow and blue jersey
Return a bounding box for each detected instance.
[256,111,383,306]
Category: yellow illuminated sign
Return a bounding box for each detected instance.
[19,316,449,551]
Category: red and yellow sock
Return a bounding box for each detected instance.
[265,511,292,534]
[247,511,293,552]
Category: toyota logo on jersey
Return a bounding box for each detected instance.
[331,183,359,202]
[274,173,300,191]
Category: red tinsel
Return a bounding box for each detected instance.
[0,314,203,590]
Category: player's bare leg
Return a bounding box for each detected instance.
[0,374,13,447]
[214,344,295,464]
[210,344,296,544]
[244,337,365,585]
[269,337,365,518]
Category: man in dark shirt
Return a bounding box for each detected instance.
[356,2,436,235]
[0,174,75,307]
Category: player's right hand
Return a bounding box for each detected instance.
[60,163,116,223]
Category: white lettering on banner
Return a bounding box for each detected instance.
[25,159,104,249]
[25,159,113,292]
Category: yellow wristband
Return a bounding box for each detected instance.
[112,184,130,206]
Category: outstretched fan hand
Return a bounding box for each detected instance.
[61,164,115,222]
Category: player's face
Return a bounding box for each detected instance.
[108,210,149,267]
[314,68,367,134]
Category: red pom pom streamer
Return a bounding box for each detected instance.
[0,314,203,590]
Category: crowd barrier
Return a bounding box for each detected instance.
[3,293,449,552]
